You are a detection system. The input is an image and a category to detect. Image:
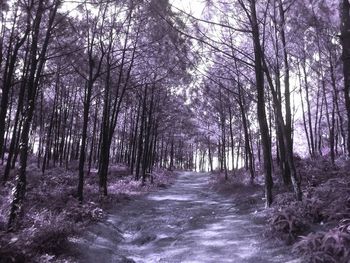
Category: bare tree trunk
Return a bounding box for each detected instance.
[340,0,350,156]
[302,56,315,157]
[248,0,273,206]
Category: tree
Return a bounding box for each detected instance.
[340,0,350,157]
[8,0,60,230]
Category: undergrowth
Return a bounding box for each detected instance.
[267,157,350,262]
[0,161,174,262]
[294,219,350,263]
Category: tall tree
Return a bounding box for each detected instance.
[340,0,350,157]
[8,0,60,230]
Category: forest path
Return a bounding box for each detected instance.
[70,172,300,263]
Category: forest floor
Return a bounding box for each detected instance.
[65,171,297,263]
[1,157,349,263]
[211,156,350,263]
[0,158,175,263]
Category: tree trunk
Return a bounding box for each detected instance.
[8,0,58,229]
[341,0,350,156]
[248,0,273,207]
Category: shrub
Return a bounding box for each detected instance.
[32,225,72,255]
[269,208,309,242]
[301,198,325,223]
[294,219,350,263]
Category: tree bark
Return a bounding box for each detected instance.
[248,0,273,206]
[341,0,350,157]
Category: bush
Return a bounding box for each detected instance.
[269,208,309,242]
[294,219,350,263]
[32,225,71,255]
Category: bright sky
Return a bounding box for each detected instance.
[170,0,205,17]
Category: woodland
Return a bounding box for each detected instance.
[0,0,350,262]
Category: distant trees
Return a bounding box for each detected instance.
[1,0,195,230]
[173,0,345,206]
[1,0,349,228]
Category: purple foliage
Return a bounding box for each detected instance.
[0,163,174,262]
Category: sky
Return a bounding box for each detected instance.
[170,0,205,17]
